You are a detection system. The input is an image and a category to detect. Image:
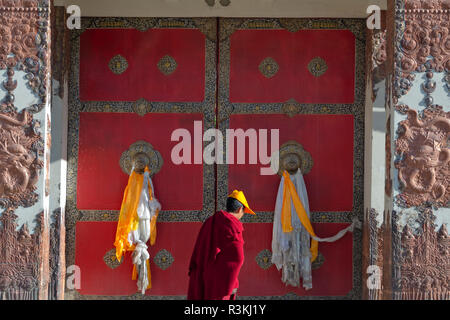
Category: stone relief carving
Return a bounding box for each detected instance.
[0,0,48,210]
[372,29,387,101]
[0,0,50,300]
[395,209,449,300]
[0,110,43,208]
[367,208,384,299]
[0,210,43,299]
[395,0,450,100]
[48,208,63,300]
[372,30,387,70]
[395,105,450,207]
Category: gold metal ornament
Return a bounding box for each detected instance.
[132,98,152,117]
[103,248,123,269]
[108,54,129,75]
[259,57,279,78]
[307,56,328,77]
[119,141,163,176]
[273,140,314,176]
[157,55,178,75]
[281,99,301,118]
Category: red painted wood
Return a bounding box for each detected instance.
[228,114,354,212]
[230,29,355,103]
[79,28,205,102]
[77,112,203,211]
[239,222,353,296]
[75,221,202,296]
[75,221,352,296]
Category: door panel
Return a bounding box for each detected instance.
[66,17,216,299]
[79,28,206,102]
[228,114,355,212]
[75,221,202,296]
[229,29,355,103]
[240,223,353,296]
[217,18,365,299]
[76,112,204,211]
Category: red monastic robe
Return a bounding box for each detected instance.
[188,210,245,300]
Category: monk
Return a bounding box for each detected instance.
[187,190,255,300]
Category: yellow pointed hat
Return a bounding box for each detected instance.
[228,190,255,215]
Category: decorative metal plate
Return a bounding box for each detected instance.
[255,249,273,270]
[259,57,279,78]
[153,249,174,270]
[119,140,163,176]
[108,54,129,75]
[311,251,325,270]
[103,248,123,269]
[307,56,328,77]
[132,98,152,117]
[157,55,178,75]
[274,140,314,176]
[281,99,301,118]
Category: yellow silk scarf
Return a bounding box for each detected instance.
[281,170,318,262]
[114,166,158,290]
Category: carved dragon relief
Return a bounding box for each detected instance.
[395,105,450,208]
[0,110,43,208]
[0,0,48,209]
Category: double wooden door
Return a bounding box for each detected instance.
[66,17,365,299]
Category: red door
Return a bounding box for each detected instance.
[66,17,365,299]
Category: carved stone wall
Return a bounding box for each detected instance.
[393,209,449,299]
[0,0,52,300]
[391,0,450,300]
[0,210,43,299]
[395,105,449,208]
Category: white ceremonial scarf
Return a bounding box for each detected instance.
[272,168,313,290]
[127,170,161,294]
[271,168,361,290]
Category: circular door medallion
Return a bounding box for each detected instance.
[119,140,163,176]
[108,54,128,75]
